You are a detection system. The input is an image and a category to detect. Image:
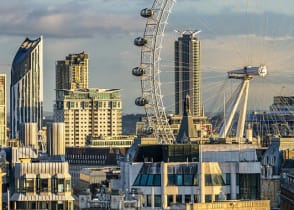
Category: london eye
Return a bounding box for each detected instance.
[132,0,294,143]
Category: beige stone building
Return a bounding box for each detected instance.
[55,88,122,147]
[0,73,6,146]
[11,161,74,210]
[185,200,270,210]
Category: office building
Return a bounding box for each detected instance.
[10,36,43,139]
[175,31,202,116]
[65,147,126,187]
[19,122,38,149]
[56,52,88,90]
[11,161,74,210]
[55,88,122,147]
[119,142,263,209]
[0,74,6,145]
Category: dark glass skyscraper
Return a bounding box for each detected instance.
[175,31,202,116]
[10,36,43,139]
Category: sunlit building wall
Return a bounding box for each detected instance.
[54,88,122,147]
[56,52,88,90]
[0,74,6,145]
[175,32,202,116]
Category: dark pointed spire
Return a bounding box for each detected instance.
[176,95,197,143]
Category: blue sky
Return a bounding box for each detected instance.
[1,0,294,114]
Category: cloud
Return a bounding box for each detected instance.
[0,0,145,38]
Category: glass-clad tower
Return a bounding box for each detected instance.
[10,36,43,139]
[175,31,202,117]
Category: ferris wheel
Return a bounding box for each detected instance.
[132,0,176,144]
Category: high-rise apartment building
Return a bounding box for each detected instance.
[10,36,43,139]
[56,52,88,90]
[54,89,122,147]
[175,31,202,116]
[0,74,6,145]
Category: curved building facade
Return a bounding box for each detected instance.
[10,36,43,139]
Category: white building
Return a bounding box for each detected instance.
[119,142,261,209]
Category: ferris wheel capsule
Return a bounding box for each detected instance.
[135,97,148,106]
[142,125,154,135]
[134,37,147,47]
[140,8,153,18]
[132,67,145,76]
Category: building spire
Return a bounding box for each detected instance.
[176,95,197,143]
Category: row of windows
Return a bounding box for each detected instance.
[20,178,71,194]
[134,173,231,187]
[67,159,106,165]
[133,174,161,186]
[168,174,198,186]
[145,193,233,208]
[66,154,107,159]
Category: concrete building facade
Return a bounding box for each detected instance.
[119,143,262,209]
[0,73,6,145]
[11,161,74,210]
[175,31,202,117]
[47,122,66,156]
[10,36,43,139]
[55,88,122,147]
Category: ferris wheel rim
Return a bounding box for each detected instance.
[135,0,176,143]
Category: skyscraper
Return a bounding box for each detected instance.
[175,31,202,116]
[10,36,43,139]
[0,74,6,145]
[56,52,88,90]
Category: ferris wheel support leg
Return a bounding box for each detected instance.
[219,80,247,139]
[236,80,250,142]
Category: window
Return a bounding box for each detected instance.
[175,175,183,186]
[167,195,173,206]
[154,195,161,207]
[176,195,182,203]
[205,174,225,186]
[225,173,231,185]
[58,179,64,192]
[153,174,161,186]
[185,195,191,203]
[147,175,154,186]
[140,174,148,186]
[183,174,193,186]
[25,179,34,192]
[133,174,161,186]
[66,180,71,192]
[40,179,49,192]
[205,194,212,202]
[193,195,198,203]
[147,195,152,207]
[168,174,175,185]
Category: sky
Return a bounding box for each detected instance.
[1,0,294,114]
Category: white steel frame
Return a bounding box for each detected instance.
[139,0,176,143]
